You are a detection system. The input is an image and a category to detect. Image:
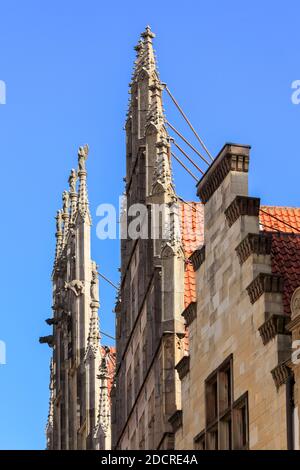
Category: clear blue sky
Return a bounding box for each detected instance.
[0,0,299,449]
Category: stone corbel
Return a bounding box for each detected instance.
[236,233,272,264]
[246,273,283,304]
[175,355,190,380]
[271,360,293,389]
[168,410,183,433]
[225,196,260,228]
[258,313,290,345]
[189,246,205,271]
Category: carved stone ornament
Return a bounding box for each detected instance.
[291,287,300,320]
[64,280,84,297]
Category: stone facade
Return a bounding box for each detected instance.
[41,27,300,451]
[112,26,186,450]
[41,146,115,450]
[174,143,300,450]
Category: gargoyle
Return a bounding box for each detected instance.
[64,280,84,297]
[39,335,54,347]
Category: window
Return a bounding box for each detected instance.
[194,431,205,450]
[233,393,249,450]
[195,355,249,450]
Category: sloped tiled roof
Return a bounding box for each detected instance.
[180,203,300,317]
[179,202,204,308]
[259,206,300,234]
[269,234,300,314]
[259,206,300,315]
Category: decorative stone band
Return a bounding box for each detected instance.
[246,273,283,304]
[189,246,205,271]
[236,233,272,265]
[175,355,190,380]
[258,313,290,345]
[168,409,183,433]
[271,361,293,389]
[225,196,260,228]
[196,143,250,203]
[182,302,197,326]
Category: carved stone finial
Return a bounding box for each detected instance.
[134,39,144,52]
[141,25,155,40]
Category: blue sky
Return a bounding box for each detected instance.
[0,0,300,449]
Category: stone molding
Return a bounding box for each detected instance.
[225,196,260,228]
[236,233,272,264]
[286,315,300,333]
[189,246,205,271]
[246,273,283,304]
[258,313,290,345]
[175,355,190,380]
[271,361,292,389]
[196,143,250,203]
[182,302,197,326]
[168,410,183,432]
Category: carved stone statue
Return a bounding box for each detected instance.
[62,191,70,214]
[68,169,77,193]
[64,280,84,297]
[90,261,99,302]
[56,210,63,233]
[78,144,89,172]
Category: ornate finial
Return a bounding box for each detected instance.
[134,39,144,52]
[78,144,89,172]
[141,25,155,40]
[77,144,90,218]
[68,169,77,193]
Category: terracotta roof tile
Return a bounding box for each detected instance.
[259,206,300,315]
[259,206,300,234]
[179,203,300,355]
[179,202,204,308]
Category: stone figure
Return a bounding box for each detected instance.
[68,169,77,193]
[78,144,89,172]
[62,191,70,214]
[91,261,99,302]
[56,210,63,233]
